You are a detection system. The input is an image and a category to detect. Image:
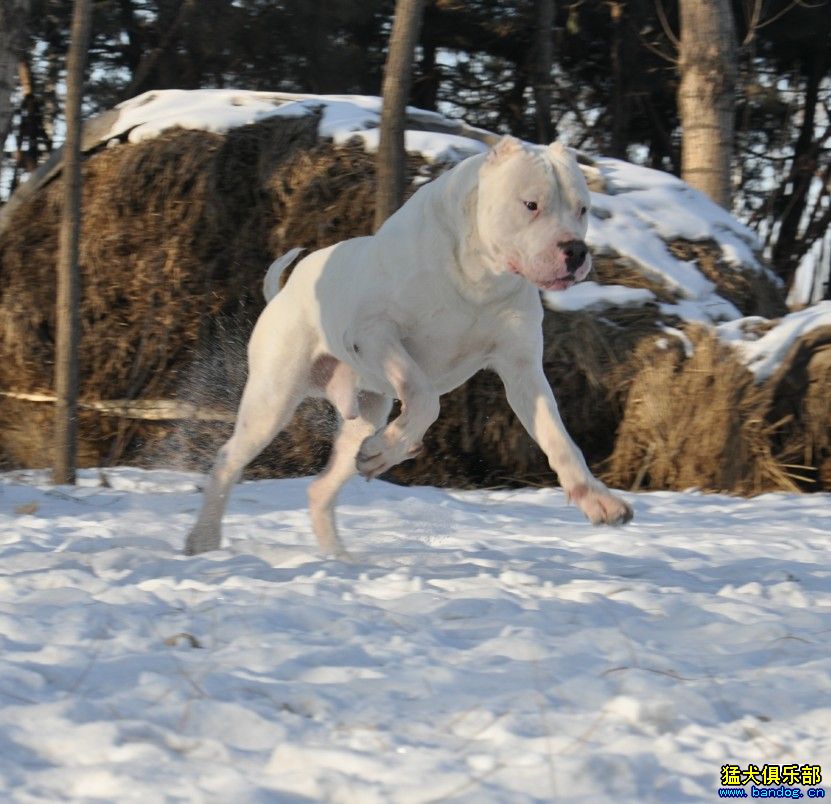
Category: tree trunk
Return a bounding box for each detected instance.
[609,0,627,158]
[374,0,426,231]
[0,0,30,159]
[412,0,439,111]
[677,0,737,209]
[15,52,50,173]
[53,0,92,485]
[532,0,555,143]
[504,71,528,138]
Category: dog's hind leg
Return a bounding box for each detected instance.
[308,391,392,557]
[184,332,309,555]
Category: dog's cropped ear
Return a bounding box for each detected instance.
[486,135,524,165]
[546,141,571,162]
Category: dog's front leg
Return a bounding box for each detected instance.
[495,357,633,525]
[355,335,440,479]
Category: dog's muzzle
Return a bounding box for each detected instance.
[560,240,588,275]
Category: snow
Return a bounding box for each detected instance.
[585,158,774,324]
[543,280,655,312]
[0,467,829,802]
[659,326,695,358]
[717,301,831,380]
[592,158,763,271]
[105,89,488,163]
[106,89,306,140]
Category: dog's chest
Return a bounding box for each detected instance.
[401,306,494,392]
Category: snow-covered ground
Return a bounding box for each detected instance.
[0,468,828,802]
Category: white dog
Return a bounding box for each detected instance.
[185,136,633,557]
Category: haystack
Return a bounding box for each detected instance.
[763,326,831,489]
[603,328,804,494]
[0,111,435,467]
[1,108,824,492]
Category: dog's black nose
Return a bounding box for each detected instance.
[561,240,588,274]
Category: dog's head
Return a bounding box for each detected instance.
[477,136,592,291]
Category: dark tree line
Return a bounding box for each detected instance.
[0,0,829,294]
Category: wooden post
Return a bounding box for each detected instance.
[53,0,92,485]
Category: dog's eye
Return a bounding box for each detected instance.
[579,206,587,216]
[524,201,538,212]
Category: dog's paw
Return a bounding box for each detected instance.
[332,548,356,563]
[356,431,421,480]
[184,526,222,555]
[356,432,394,479]
[569,483,633,526]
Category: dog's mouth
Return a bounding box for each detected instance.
[539,277,576,291]
[508,265,578,291]
[507,260,582,292]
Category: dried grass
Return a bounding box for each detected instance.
[763,326,831,490]
[591,254,678,303]
[667,239,786,318]
[603,326,810,494]
[384,304,668,488]
[0,117,429,474]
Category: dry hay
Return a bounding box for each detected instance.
[1,115,318,400]
[602,326,821,494]
[590,254,678,303]
[3,114,817,496]
[589,240,785,318]
[763,325,831,489]
[667,239,786,318]
[384,304,667,488]
[0,115,381,468]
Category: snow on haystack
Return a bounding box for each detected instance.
[583,157,767,322]
[104,89,490,164]
[107,91,765,320]
[718,301,831,381]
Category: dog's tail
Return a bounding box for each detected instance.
[263,247,306,302]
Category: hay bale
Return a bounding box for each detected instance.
[0,117,314,468]
[762,326,831,490]
[0,116,370,464]
[603,327,808,494]
[0,116,436,473]
[0,116,319,402]
[129,301,667,488]
[590,254,678,303]
[667,240,786,318]
[591,240,785,319]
